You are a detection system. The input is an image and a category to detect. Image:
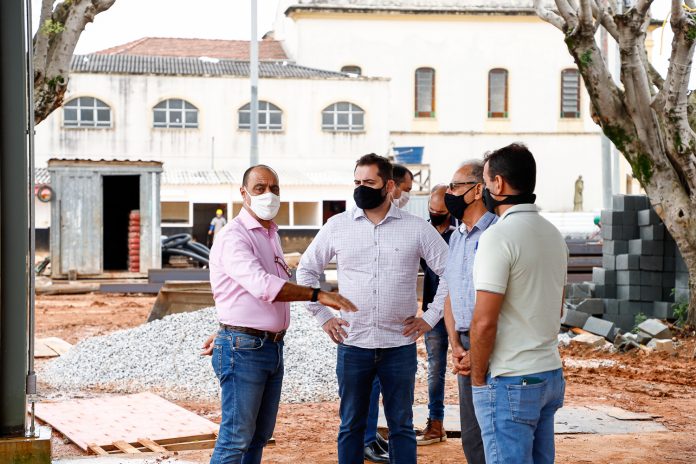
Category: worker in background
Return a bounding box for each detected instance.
[201,165,357,464]
[441,160,496,464]
[391,164,414,208]
[415,184,458,446]
[470,144,567,464]
[208,208,227,244]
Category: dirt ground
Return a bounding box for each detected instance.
[36,293,696,463]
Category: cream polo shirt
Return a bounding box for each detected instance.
[473,204,568,378]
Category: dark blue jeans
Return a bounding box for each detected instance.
[337,343,417,464]
[424,319,448,421]
[472,368,565,464]
[210,329,284,464]
[364,377,381,446]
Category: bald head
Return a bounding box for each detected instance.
[243,164,279,188]
[428,184,449,216]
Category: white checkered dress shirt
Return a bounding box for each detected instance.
[296,204,449,349]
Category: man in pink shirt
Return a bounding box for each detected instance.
[203,165,356,464]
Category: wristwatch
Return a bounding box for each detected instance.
[310,288,321,302]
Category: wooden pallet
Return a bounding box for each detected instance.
[88,433,276,455]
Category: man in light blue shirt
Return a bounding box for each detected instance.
[442,160,496,464]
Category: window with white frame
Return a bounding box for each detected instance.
[238,101,283,131]
[415,67,436,118]
[321,102,365,132]
[63,97,112,128]
[153,99,198,128]
[561,69,581,118]
[488,68,509,118]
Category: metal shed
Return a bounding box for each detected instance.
[48,159,163,278]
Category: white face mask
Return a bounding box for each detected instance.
[245,188,281,220]
[392,191,410,208]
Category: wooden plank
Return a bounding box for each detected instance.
[113,440,141,454]
[164,439,217,452]
[41,337,73,356]
[156,433,217,445]
[88,444,109,456]
[138,438,168,453]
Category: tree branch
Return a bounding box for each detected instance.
[534,0,565,29]
[593,0,620,41]
[579,0,595,30]
[555,0,580,31]
[635,0,655,17]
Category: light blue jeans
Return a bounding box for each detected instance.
[210,329,284,464]
[472,368,565,464]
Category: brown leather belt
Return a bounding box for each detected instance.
[219,324,286,342]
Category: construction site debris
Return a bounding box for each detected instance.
[637,319,673,340]
[570,333,606,348]
[647,339,677,355]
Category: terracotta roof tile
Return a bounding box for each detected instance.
[95,37,287,61]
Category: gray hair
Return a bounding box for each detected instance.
[459,159,484,182]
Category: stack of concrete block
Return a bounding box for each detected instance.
[591,194,689,330]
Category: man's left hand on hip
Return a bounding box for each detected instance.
[402,316,432,340]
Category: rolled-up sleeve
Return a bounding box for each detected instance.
[473,229,510,295]
[420,224,449,328]
[297,221,336,327]
[220,231,286,302]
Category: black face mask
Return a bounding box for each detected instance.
[444,184,477,220]
[429,212,449,226]
[354,184,387,210]
[482,187,536,214]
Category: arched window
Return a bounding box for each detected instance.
[321,102,365,132]
[341,65,362,76]
[415,67,435,118]
[63,97,112,128]
[561,69,581,118]
[488,69,508,118]
[153,99,198,128]
[238,101,283,131]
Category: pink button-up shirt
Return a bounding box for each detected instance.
[209,208,290,332]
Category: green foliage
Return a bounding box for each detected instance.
[629,153,654,186]
[47,75,64,90]
[632,312,648,333]
[671,289,689,327]
[579,50,593,68]
[40,19,65,36]
[602,124,632,152]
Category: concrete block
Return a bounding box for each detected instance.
[637,318,672,339]
[561,308,590,328]
[664,241,676,257]
[617,285,641,300]
[601,225,623,241]
[640,256,663,271]
[637,209,660,226]
[576,298,605,315]
[611,195,627,210]
[653,301,675,319]
[617,299,635,315]
[647,339,676,354]
[675,272,690,289]
[663,257,675,272]
[622,225,638,240]
[675,287,690,303]
[604,299,620,315]
[602,255,616,270]
[593,267,616,286]
[640,286,662,302]
[676,253,687,272]
[603,240,628,256]
[640,272,662,287]
[616,254,640,270]
[583,316,616,339]
[640,225,665,241]
[617,270,641,286]
[634,331,653,345]
[571,283,593,300]
[629,239,664,256]
[570,332,606,348]
[662,287,675,302]
[612,195,649,211]
[601,210,636,226]
[662,272,676,287]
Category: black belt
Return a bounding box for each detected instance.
[219,324,286,342]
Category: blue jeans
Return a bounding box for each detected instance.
[336,343,417,464]
[424,319,448,421]
[210,329,284,464]
[364,378,381,446]
[472,368,565,464]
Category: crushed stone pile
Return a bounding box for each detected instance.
[40,304,426,403]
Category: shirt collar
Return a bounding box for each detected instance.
[352,203,403,222]
[238,207,278,232]
[459,211,498,234]
[499,203,539,221]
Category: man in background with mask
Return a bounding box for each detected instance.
[414,184,457,446]
[204,164,357,464]
[470,144,567,464]
[297,154,449,464]
[392,164,414,208]
[441,160,495,464]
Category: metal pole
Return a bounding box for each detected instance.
[250,0,259,166]
[600,25,613,209]
[0,0,30,438]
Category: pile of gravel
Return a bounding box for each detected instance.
[40,304,426,403]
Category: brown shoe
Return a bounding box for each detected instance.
[416,418,447,446]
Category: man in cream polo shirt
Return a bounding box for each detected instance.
[469,143,568,464]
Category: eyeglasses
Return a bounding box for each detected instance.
[448,181,478,190]
[274,256,292,278]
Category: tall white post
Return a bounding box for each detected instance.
[250,0,259,166]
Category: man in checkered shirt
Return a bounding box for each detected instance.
[297,153,449,464]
